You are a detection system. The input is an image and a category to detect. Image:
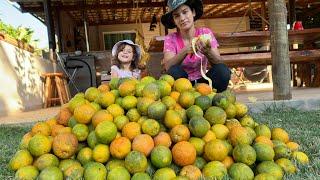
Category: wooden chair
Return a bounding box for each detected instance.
[41,73,71,108]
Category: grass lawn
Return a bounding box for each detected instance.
[0,108,319,179]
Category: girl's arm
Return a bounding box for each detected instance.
[110,66,119,78]
[163,44,193,71]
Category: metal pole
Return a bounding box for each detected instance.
[84,20,90,52]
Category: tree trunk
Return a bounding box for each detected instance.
[268,0,292,100]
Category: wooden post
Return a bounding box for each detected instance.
[288,0,296,27]
[163,5,168,35]
[268,0,292,100]
[43,0,56,52]
[261,2,266,30]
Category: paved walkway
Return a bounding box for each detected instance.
[0,85,319,125]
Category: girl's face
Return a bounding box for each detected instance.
[118,45,134,63]
[172,5,195,31]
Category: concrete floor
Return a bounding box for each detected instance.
[0,84,319,125]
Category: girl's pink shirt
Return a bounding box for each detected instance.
[163,27,219,81]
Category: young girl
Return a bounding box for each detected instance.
[110,40,141,79]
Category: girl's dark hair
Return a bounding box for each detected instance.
[111,43,138,70]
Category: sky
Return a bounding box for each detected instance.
[0,0,48,48]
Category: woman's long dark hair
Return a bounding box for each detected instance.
[111,43,138,70]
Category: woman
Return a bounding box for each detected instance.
[161,0,231,92]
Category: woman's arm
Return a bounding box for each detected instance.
[197,40,223,65]
[163,44,193,71]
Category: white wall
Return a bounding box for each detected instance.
[0,41,56,117]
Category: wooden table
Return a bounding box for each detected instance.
[148,28,320,87]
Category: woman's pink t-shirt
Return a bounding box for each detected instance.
[163,27,219,81]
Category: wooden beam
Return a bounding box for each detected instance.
[20,0,267,12]
[43,0,56,51]
[204,5,219,16]
[268,0,292,100]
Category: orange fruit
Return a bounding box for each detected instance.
[110,137,131,159]
[132,134,155,157]
[9,150,33,171]
[202,130,216,143]
[271,128,289,143]
[122,122,141,141]
[253,142,275,161]
[255,136,273,147]
[202,161,227,179]
[72,124,89,141]
[156,80,172,98]
[121,95,138,110]
[256,161,284,179]
[142,83,161,101]
[84,162,107,180]
[159,74,175,87]
[141,119,160,137]
[28,134,52,157]
[150,145,172,168]
[169,124,190,143]
[204,139,228,162]
[188,116,210,138]
[118,80,136,97]
[85,87,100,102]
[91,110,113,128]
[56,107,73,126]
[286,141,299,151]
[195,83,212,95]
[137,97,155,116]
[92,144,110,163]
[232,144,256,165]
[162,96,176,110]
[31,122,51,136]
[73,104,96,124]
[172,141,196,166]
[98,83,110,92]
[153,168,176,179]
[38,167,63,180]
[204,106,227,125]
[170,91,180,102]
[126,108,141,122]
[228,163,254,180]
[164,110,182,129]
[19,132,33,150]
[107,104,125,118]
[15,165,39,180]
[124,151,148,174]
[96,91,116,108]
[180,165,201,180]
[222,156,234,169]
[229,126,253,146]
[211,124,229,140]
[254,124,272,139]
[153,132,172,148]
[52,133,78,159]
[77,147,93,166]
[173,78,192,93]
[95,121,117,144]
[178,91,195,109]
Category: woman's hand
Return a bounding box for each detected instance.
[196,39,211,56]
[182,43,194,56]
